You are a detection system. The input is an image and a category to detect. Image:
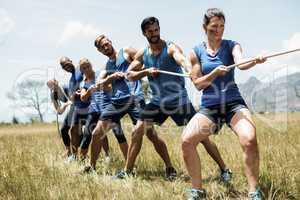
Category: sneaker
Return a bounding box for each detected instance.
[113,170,134,180]
[220,168,232,183]
[64,154,77,164]
[82,165,96,174]
[165,167,177,181]
[248,188,263,200]
[103,156,111,164]
[187,188,206,200]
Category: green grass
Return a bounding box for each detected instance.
[0,114,299,200]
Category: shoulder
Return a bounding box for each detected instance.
[223,39,240,49]
[123,46,137,55]
[192,42,205,57]
[123,46,138,61]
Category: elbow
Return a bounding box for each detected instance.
[126,72,136,81]
[80,96,88,102]
[191,79,205,91]
[195,84,205,91]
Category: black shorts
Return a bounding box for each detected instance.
[199,99,248,133]
[71,107,89,126]
[140,102,196,126]
[80,112,127,149]
[100,97,144,125]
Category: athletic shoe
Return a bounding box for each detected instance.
[248,187,264,200]
[64,154,77,164]
[165,167,177,181]
[220,168,232,183]
[186,188,206,200]
[113,170,134,180]
[82,165,96,175]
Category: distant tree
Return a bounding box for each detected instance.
[12,116,19,124]
[7,79,48,123]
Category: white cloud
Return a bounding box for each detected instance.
[57,21,101,46]
[240,33,300,83]
[283,32,300,50]
[0,9,15,40]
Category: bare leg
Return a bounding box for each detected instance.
[124,120,146,171]
[102,135,109,157]
[201,138,226,171]
[230,109,259,192]
[90,120,112,169]
[70,124,80,156]
[146,127,172,168]
[119,142,128,160]
[182,114,214,189]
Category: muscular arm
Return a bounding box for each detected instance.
[80,87,95,102]
[232,44,263,70]
[126,48,149,81]
[168,43,192,73]
[123,47,138,62]
[190,51,225,90]
[52,94,69,115]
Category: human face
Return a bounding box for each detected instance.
[96,38,114,57]
[204,16,225,42]
[80,63,92,76]
[143,22,161,44]
[61,61,75,73]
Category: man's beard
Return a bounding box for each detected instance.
[147,36,160,44]
[104,48,114,57]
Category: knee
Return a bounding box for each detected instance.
[181,139,196,156]
[92,126,103,137]
[131,127,144,143]
[240,133,258,151]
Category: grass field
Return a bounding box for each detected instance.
[0,113,299,200]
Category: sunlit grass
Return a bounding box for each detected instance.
[0,113,299,200]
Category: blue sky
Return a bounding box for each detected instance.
[1,0,300,122]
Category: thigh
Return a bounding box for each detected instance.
[182,113,216,145]
[230,108,256,142]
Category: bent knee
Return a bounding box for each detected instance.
[240,134,258,149]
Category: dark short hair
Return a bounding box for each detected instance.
[94,34,106,48]
[59,56,71,65]
[141,16,160,33]
[203,8,225,26]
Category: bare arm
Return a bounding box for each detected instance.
[190,51,228,90]
[126,48,150,81]
[232,44,266,70]
[80,87,96,102]
[168,43,192,73]
[96,70,124,90]
[123,47,138,62]
[51,94,70,115]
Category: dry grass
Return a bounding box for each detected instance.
[0,113,299,200]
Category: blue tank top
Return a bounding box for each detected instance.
[143,41,189,107]
[106,49,144,103]
[129,79,144,102]
[68,68,90,109]
[83,71,112,113]
[193,39,243,107]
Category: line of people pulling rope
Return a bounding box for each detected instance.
[47,8,272,200]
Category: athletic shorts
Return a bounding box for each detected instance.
[140,102,196,126]
[199,99,248,133]
[100,97,144,125]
